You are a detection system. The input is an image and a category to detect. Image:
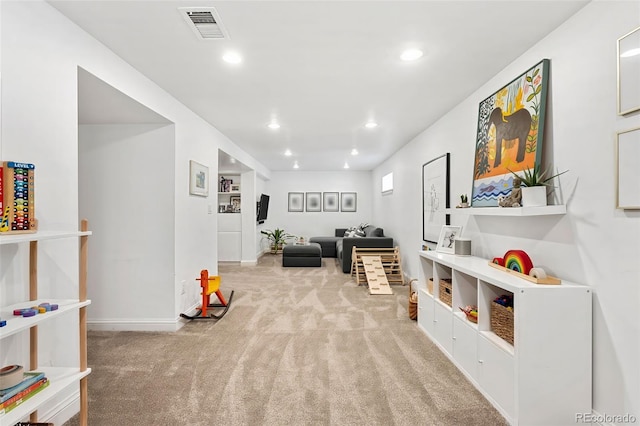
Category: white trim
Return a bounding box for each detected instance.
[88,318,183,332]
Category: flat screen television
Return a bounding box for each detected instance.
[257,193,270,224]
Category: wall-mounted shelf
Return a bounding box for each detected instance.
[445,205,566,216]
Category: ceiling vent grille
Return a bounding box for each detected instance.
[179,7,229,40]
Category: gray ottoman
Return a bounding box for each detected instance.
[282,243,322,267]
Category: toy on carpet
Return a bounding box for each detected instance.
[180,269,234,321]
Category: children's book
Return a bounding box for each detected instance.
[0,378,49,415]
[0,372,45,403]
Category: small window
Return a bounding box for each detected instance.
[382,172,393,194]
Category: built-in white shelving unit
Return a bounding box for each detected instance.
[417,250,591,425]
[0,224,91,426]
[446,205,566,216]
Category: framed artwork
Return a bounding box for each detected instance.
[230,195,241,212]
[340,192,357,212]
[323,192,339,212]
[306,192,321,212]
[617,26,640,115]
[288,192,304,212]
[189,160,209,197]
[230,183,240,192]
[436,225,462,254]
[423,153,450,243]
[616,127,640,209]
[471,59,550,207]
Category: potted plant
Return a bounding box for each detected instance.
[260,228,295,254]
[459,194,469,208]
[508,164,568,207]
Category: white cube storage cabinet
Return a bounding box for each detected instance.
[417,251,592,426]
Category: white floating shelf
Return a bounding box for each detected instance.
[0,230,92,245]
[446,205,566,216]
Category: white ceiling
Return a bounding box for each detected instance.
[51,0,589,172]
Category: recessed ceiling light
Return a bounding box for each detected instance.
[268,122,280,130]
[284,149,292,156]
[621,48,640,58]
[344,162,350,169]
[400,48,423,61]
[351,149,359,156]
[365,121,378,129]
[222,52,242,64]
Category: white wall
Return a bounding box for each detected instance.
[265,171,374,245]
[0,0,271,329]
[79,124,175,326]
[372,1,640,421]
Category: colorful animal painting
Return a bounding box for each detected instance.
[471,59,549,207]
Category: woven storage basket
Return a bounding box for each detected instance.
[491,301,514,345]
[408,291,418,320]
[438,278,453,308]
[427,278,434,295]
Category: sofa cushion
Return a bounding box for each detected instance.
[364,226,384,237]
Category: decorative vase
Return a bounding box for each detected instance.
[521,186,547,207]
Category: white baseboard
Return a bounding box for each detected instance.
[88,317,185,332]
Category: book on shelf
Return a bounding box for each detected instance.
[0,378,49,416]
[0,372,45,403]
[0,378,49,412]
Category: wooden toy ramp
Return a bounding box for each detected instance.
[351,246,404,295]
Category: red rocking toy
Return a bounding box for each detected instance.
[180,269,234,321]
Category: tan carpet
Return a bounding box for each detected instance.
[64,254,507,426]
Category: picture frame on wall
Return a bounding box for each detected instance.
[617,26,640,115]
[436,225,462,254]
[306,192,321,212]
[288,192,304,212]
[471,59,550,207]
[423,153,450,244]
[323,192,339,212]
[340,192,357,212]
[189,160,209,197]
[616,127,640,209]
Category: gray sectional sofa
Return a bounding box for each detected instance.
[310,226,394,273]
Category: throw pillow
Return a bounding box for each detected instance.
[344,226,358,237]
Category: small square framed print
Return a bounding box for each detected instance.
[436,225,462,254]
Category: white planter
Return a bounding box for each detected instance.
[521,186,547,207]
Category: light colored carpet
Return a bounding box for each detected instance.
[64,255,507,425]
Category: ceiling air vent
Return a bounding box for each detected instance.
[179,7,229,40]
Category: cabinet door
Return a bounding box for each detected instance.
[418,288,434,336]
[433,301,453,355]
[453,315,478,381]
[478,335,515,420]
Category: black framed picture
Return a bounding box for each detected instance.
[288,192,304,212]
[423,153,450,243]
[306,192,321,212]
[340,192,357,212]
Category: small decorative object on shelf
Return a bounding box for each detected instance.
[507,164,568,207]
[489,249,561,285]
[498,177,522,207]
[1,161,36,234]
[457,194,469,208]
